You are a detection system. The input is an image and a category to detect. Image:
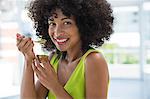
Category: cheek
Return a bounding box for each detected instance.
[48,30,54,40]
[48,28,53,36]
[71,32,81,43]
[72,29,80,39]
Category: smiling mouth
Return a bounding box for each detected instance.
[53,37,69,45]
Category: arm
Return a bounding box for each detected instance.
[21,56,50,99]
[17,33,48,99]
[16,36,37,99]
[35,80,48,99]
[21,60,49,99]
[21,60,36,99]
[85,52,109,99]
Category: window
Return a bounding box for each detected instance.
[101,1,142,79]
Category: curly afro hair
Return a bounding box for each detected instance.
[27,0,114,53]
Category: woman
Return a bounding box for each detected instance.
[16,0,114,99]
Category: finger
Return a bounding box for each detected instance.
[25,44,34,54]
[23,40,34,52]
[41,61,55,73]
[41,61,50,69]
[16,33,25,38]
[16,33,21,37]
[35,72,45,85]
[33,59,46,78]
[36,55,41,63]
[39,56,51,67]
[16,33,25,45]
[16,33,21,41]
[17,38,31,51]
[16,36,23,46]
[34,66,42,79]
[21,43,35,60]
[36,56,54,73]
[34,58,46,75]
[18,37,30,47]
[35,55,41,65]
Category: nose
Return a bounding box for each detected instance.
[54,24,64,37]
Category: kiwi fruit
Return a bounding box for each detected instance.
[37,55,48,63]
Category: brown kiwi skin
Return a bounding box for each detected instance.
[37,55,48,63]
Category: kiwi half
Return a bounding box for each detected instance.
[37,55,48,63]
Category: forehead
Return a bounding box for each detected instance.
[49,9,74,19]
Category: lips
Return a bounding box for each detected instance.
[53,37,69,45]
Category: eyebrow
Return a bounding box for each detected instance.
[48,17,71,21]
[61,17,70,20]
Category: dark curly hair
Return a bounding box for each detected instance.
[27,0,114,53]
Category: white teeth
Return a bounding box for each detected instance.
[56,39,68,43]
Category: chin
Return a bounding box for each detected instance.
[56,46,67,52]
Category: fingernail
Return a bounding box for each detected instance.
[16,33,20,38]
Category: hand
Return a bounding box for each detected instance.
[32,56,60,90]
[16,33,35,61]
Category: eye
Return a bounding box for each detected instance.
[48,21,56,27]
[64,21,72,25]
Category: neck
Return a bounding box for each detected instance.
[66,44,83,63]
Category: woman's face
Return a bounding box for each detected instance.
[48,9,81,51]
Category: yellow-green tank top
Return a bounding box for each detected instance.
[48,48,101,99]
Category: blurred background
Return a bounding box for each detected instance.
[0,0,150,99]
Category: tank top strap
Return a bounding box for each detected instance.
[81,48,101,61]
[50,53,57,65]
[50,53,61,73]
[50,48,101,73]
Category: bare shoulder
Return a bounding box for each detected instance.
[84,51,109,82]
[85,51,109,98]
[85,51,108,68]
